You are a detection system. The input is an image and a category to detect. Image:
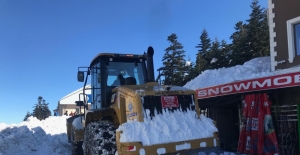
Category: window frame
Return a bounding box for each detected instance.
[287,16,300,63]
[91,62,101,109]
[294,23,300,56]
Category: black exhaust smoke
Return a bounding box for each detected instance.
[147,46,155,82]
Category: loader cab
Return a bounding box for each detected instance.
[77,47,155,110]
[89,55,148,110]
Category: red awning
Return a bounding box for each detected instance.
[196,71,300,99]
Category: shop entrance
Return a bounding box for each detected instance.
[208,104,240,151]
[272,87,300,155]
[199,94,241,152]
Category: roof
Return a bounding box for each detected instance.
[59,85,91,105]
[90,53,146,67]
[195,71,300,99]
[183,56,300,100]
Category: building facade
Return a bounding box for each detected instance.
[193,0,300,154]
[269,0,300,71]
[57,85,91,116]
[267,0,300,154]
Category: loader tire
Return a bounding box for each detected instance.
[71,126,84,155]
[72,141,84,155]
[83,120,116,155]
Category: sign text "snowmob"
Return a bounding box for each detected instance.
[196,72,300,99]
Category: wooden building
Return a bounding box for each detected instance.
[194,0,300,154]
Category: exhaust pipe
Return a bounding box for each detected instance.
[146,46,155,82]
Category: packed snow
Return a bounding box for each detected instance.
[0,116,71,155]
[0,58,273,155]
[0,115,239,155]
[117,110,218,146]
[184,57,273,90]
[72,116,84,130]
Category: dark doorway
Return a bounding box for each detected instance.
[207,103,240,152]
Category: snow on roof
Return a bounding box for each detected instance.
[59,84,91,105]
[184,57,274,90]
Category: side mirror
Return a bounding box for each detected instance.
[77,71,84,82]
[97,73,101,83]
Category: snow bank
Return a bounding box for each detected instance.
[72,116,84,130]
[184,57,273,90]
[0,116,71,155]
[117,109,218,146]
[0,109,239,155]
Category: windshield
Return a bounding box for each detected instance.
[107,62,145,86]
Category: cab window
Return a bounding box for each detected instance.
[107,62,145,86]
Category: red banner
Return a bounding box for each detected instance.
[238,93,280,155]
[196,71,300,99]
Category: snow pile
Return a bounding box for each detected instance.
[0,116,71,155]
[117,110,218,146]
[0,110,240,155]
[184,57,274,90]
[72,116,84,130]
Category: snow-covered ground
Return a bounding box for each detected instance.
[0,116,71,155]
[0,57,273,155]
[0,115,237,155]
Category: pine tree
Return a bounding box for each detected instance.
[183,56,196,84]
[218,40,230,68]
[23,111,32,121]
[229,0,269,66]
[157,33,188,86]
[41,99,51,119]
[32,96,51,120]
[229,21,248,66]
[208,38,221,69]
[195,29,212,74]
[245,0,269,58]
[32,103,43,120]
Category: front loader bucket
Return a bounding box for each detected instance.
[116,131,219,155]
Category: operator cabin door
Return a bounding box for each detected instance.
[91,61,102,109]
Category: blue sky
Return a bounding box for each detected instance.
[0,0,267,124]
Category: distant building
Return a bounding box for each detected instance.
[57,85,91,116]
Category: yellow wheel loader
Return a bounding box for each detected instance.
[66,46,219,155]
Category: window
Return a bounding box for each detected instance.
[91,62,101,109]
[287,16,300,63]
[107,62,145,86]
[295,23,300,56]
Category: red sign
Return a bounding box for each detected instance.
[196,71,300,99]
[161,96,179,108]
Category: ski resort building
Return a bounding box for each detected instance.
[57,85,91,116]
[189,0,300,154]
